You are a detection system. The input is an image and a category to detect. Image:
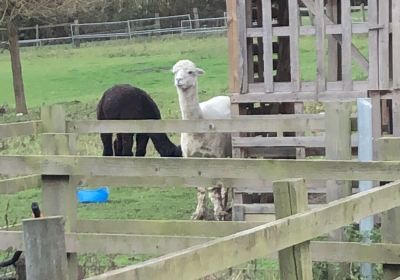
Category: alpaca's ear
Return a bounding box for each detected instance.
[196,68,205,75]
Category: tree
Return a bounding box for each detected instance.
[0,0,98,114]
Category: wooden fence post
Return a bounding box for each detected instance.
[40,105,79,280]
[35,24,39,47]
[23,216,68,280]
[273,178,312,280]
[155,13,161,29]
[378,137,400,279]
[193,8,200,29]
[73,19,80,48]
[325,101,352,279]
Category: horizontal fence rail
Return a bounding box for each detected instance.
[0,120,42,139]
[2,231,400,265]
[1,155,400,182]
[66,116,357,133]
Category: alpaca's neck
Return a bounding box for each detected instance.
[177,84,203,120]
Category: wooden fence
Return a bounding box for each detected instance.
[2,104,400,279]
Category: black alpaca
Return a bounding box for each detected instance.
[97,84,182,157]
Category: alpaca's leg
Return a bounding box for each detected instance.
[191,187,207,220]
[113,134,123,156]
[208,187,226,221]
[221,186,229,211]
[121,133,134,156]
[100,133,113,156]
[135,134,150,156]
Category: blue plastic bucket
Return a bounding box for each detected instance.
[77,186,110,203]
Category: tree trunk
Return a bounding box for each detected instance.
[8,20,28,114]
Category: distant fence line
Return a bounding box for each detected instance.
[0,13,228,48]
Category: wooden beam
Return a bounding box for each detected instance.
[315,0,326,96]
[274,179,312,280]
[262,0,274,92]
[76,219,263,237]
[0,121,42,139]
[4,155,400,181]
[3,231,400,265]
[226,0,241,93]
[0,175,40,194]
[232,135,358,148]
[230,90,366,103]
[66,118,330,134]
[341,0,353,91]
[85,180,400,280]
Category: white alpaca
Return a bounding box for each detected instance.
[172,59,232,220]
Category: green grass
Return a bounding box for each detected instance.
[0,35,230,117]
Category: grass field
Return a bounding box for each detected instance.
[0,33,370,278]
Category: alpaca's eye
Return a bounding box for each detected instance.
[188,71,194,75]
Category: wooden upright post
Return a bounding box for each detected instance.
[35,24,39,47]
[325,101,352,279]
[23,216,68,280]
[193,8,200,29]
[154,13,161,29]
[73,19,80,48]
[40,105,78,280]
[273,178,312,280]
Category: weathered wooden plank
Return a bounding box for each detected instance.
[85,180,400,280]
[236,0,248,93]
[0,175,40,194]
[41,105,66,133]
[67,117,326,134]
[326,0,339,81]
[84,176,330,193]
[232,134,358,148]
[238,203,323,214]
[4,230,400,265]
[393,0,400,90]
[274,179,312,280]
[368,0,379,89]
[378,0,390,89]
[341,0,353,91]
[289,0,301,92]
[4,155,400,181]
[226,0,241,93]
[67,233,213,255]
[392,1,400,136]
[23,216,68,280]
[76,219,263,237]
[325,102,352,246]
[262,0,274,92]
[231,90,366,103]
[0,121,42,139]
[247,22,371,37]
[315,0,326,96]
[247,80,369,93]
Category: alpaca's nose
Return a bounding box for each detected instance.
[176,78,184,86]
